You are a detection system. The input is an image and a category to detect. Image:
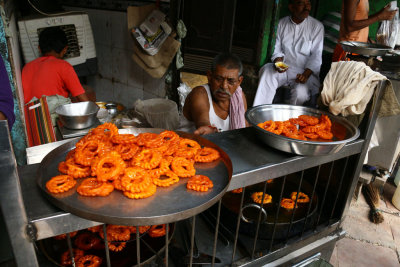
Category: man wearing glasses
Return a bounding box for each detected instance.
[253,0,324,106]
[181,53,248,135]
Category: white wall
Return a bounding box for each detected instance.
[65,7,166,109]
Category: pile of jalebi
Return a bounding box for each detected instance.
[257,114,333,141]
[46,123,220,199]
[55,223,167,263]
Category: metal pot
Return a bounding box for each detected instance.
[245,104,360,156]
[219,176,318,240]
[56,101,99,129]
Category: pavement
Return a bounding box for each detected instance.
[329,180,400,267]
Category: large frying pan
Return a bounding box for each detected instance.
[220,176,318,240]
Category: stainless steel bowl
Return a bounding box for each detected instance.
[245,105,360,156]
[56,101,100,129]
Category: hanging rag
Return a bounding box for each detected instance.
[320,61,400,164]
[229,86,246,130]
[321,61,400,118]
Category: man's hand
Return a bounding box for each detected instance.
[0,111,6,121]
[194,125,218,135]
[273,57,287,73]
[377,5,397,21]
[295,69,313,84]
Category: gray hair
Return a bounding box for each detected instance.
[211,53,243,76]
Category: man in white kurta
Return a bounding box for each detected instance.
[253,0,324,106]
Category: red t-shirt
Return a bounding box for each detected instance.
[22,55,85,103]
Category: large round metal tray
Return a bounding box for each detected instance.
[37,131,232,225]
[340,41,391,56]
[245,104,360,156]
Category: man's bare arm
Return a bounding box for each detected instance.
[76,93,90,102]
[343,0,396,33]
[183,86,217,135]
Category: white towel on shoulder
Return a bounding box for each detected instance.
[321,61,386,116]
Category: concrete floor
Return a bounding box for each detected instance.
[329,180,400,267]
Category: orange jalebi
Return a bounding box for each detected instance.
[316,130,333,140]
[91,122,118,138]
[123,184,156,199]
[159,130,179,143]
[298,115,319,126]
[58,161,69,174]
[148,224,166,238]
[132,149,162,169]
[112,177,123,191]
[74,140,104,166]
[77,178,114,197]
[257,120,275,131]
[51,122,222,200]
[251,192,272,204]
[135,133,158,146]
[171,157,196,178]
[114,143,139,160]
[111,134,137,144]
[107,241,126,252]
[153,171,179,187]
[143,135,164,148]
[290,192,310,203]
[231,188,243,194]
[187,175,213,192]
[60,249,84,266]
[120,167,151,193]
[148,156,172,178]
[174,138,201,159]
[66,149,76,160]
[105,225,131,241]
[74,232,102,250]
[66,158,92,178]
[280,198,297,210]
[194,147,220,163]
[46,175,77,193]
[93,151,126,182]
[75,255,102,267]
[123,183,157,199]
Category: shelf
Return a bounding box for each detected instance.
[16,126,364,240]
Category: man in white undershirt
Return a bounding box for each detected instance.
[181,53,248,135]
[253,0,324,106]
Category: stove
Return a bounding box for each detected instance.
[56,118,101,139]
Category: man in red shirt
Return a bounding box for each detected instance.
[22,27,91,103]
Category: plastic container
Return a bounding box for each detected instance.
[392,183,400,210]
[134,98,179,130]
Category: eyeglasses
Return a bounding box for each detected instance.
[212,75,239,86]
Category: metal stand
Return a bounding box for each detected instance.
[0,81,387,266]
